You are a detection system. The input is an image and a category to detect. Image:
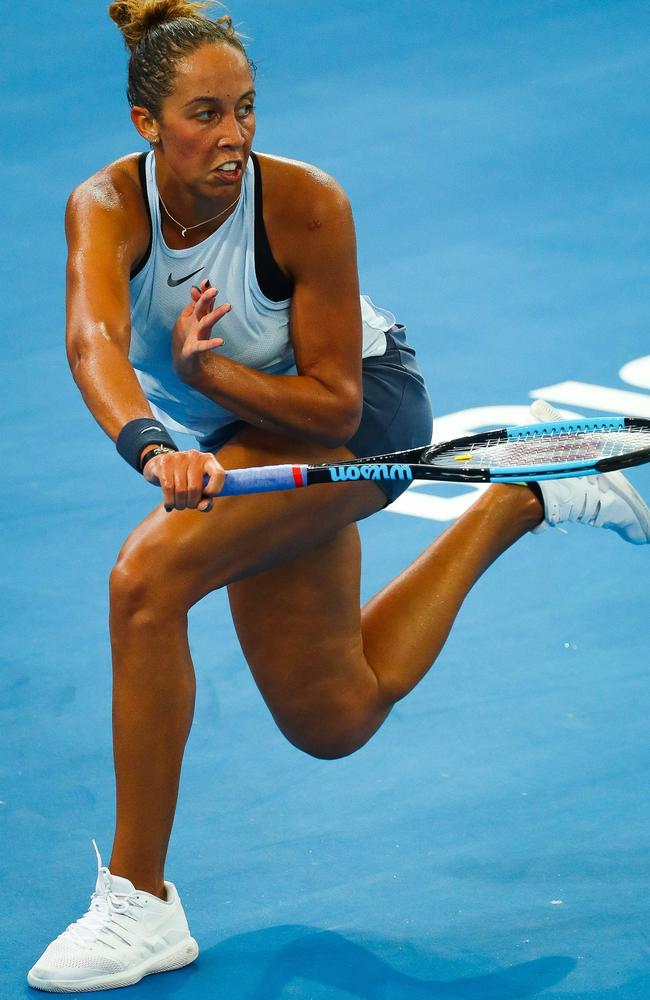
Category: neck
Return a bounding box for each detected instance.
[153,155,244,232]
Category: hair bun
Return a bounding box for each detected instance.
[108,0,211,50]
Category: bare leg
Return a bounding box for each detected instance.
[229,483,542,757]
[108,599,194,899]
[106,433,386,898]
[362,483,543,703]
[106,427,541,896]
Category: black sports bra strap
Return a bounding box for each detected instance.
[130,151,153,280]
[250,151,294,302]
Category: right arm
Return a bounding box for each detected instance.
[65,168,223,510]
[65,170,159,438]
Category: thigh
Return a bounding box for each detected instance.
[115,425,386,609]
[227,522,384,748]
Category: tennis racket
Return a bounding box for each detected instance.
[210,416,650,497]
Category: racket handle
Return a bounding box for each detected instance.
[203,464,308,497]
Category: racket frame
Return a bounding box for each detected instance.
[215,416,650,496]
[304,416,650,485]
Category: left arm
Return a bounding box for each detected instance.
[173,172,364,448]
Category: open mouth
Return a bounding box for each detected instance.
[213,159,243,180]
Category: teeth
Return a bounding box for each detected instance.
[219,162,238,171]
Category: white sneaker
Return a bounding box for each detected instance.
[27,841,199,992]
[529,399,650,544]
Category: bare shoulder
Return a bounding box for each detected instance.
[65,154,150,267]
[66,154,143,217]
[254,152,355,272]
[257,153,350,224]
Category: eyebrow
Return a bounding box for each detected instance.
[182,89,256,109]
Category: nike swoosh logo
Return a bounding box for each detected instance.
[167,268,203,287]
[139,426,164,435]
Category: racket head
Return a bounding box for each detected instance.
[421,416,650,481]
[305,416,650,488]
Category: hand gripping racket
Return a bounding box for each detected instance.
[210,416,650,497]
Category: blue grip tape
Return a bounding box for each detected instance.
[217,464,304,496]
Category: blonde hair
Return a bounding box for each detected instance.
[108,0,253,117]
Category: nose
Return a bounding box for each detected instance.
[216,110,246,149]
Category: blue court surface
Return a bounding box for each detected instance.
[2,2,650,997]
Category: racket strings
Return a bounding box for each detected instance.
[425,425,650,470]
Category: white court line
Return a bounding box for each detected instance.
[530,382,650,419]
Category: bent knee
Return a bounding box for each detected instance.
[289,733,369,761]
[274,694,390,761]
[110,532,194,622]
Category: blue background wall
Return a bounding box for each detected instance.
[2,3,649,997]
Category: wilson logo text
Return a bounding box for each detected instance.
[329,464,413,483]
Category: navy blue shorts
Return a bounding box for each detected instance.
[198,324,433,505]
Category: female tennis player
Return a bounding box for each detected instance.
[28,1,650,991]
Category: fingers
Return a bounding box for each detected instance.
[192,336,225,351]
[192,281,231,321]
[192,280,216,314]
[143,450,226,513]
[180,281,230,359]
[193,286,217,317]
[198,301,230,331]
[201,455,227,499]
[191,278,211,303]
[183,303,229,356]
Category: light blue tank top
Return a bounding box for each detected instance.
[129,151,395,439]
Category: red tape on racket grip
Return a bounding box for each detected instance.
[292,465,306,487]
[201,465,307,497]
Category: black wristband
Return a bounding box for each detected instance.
[116,419,178,472]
